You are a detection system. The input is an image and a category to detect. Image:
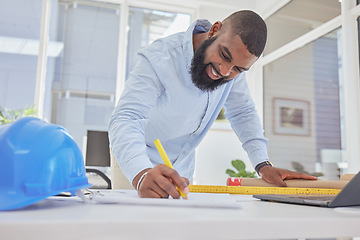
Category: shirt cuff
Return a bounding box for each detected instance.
[248,149,269,169]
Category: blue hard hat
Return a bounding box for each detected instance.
[0,117,91,211]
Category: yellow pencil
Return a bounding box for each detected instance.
[154,139,188,199]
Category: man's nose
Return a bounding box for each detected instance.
[219,63,233,77]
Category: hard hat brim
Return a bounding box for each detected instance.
[0,183,91,211]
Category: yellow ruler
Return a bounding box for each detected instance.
[188,185,341,195]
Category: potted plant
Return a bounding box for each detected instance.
[226,159,257,178]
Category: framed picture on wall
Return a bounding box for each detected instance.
[273,98,310,136]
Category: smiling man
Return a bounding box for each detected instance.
[108,10,317,198]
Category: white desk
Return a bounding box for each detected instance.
[1,192,360,240]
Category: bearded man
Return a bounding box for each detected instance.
[108,10,316,198]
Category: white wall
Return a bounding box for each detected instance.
[194,128,253,185]
[196,6,250,23]
[194,0,276,23]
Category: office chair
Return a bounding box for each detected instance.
[86,168,112,189]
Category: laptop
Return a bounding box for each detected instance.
[253,171,360,208]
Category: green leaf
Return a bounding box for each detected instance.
[240,169,247,177]
[248,172,257,178]
[226,169,237,177]
[232,159,245,172]
[0,105,38,125]
[23,105,37,116]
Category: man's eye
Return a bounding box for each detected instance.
[221,51,230,61]
[235,67,243,73]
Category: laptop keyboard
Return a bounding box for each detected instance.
[288,195,335,201]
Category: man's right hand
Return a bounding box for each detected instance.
[132,164,189,198]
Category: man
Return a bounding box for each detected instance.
[108,10,317,198]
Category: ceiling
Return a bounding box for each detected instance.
[271,0,341,25]
[146,0,261,12]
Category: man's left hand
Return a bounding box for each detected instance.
[259,165,318,187]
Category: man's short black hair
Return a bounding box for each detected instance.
[223,10,267,57]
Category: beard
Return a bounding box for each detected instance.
[191,36,231,92]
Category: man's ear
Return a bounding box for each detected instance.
[208,21,222,38]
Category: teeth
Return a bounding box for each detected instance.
[211,66,219,77]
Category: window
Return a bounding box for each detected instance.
[44,2,191,153]
[263,29,345,180]
[50,1,120,148]
[126,7,190,78]
[0,0,43,113]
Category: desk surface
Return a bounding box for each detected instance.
[1,191,360,240]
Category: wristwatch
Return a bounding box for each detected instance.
[255,161,273,175]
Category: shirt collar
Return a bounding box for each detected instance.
[183,19,212,72]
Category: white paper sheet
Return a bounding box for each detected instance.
[86,189,242,209]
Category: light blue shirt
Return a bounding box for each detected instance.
[108,20,269,183]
